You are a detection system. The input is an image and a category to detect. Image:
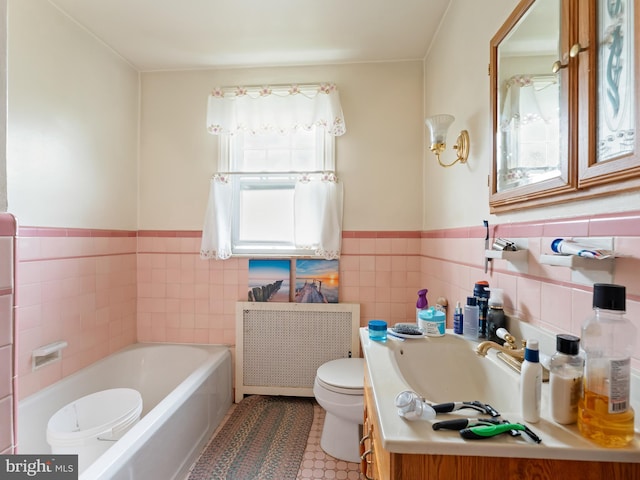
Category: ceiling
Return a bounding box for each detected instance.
[47,0,452,71]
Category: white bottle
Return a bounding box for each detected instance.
[520,339,542,423]
[549,334,583,424]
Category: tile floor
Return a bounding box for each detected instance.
[186,400,362,480]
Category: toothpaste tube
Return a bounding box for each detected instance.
[551,238,613,259]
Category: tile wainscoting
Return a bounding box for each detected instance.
[0,214,16,454]
[12,210,640,403]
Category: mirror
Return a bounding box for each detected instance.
[491,0,640,212]
[491,0,568,197]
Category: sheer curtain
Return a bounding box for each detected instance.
[200,174,233,260]
[200,84,345,260]
[206,84,345,136]
[293,173,343,260]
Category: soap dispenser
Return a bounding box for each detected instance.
[416,289,428,326]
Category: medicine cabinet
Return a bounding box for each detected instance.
[489,0,640,213]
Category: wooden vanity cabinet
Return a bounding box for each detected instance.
[362,360,639,480]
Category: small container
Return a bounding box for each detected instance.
[418,307,446,337]
[549,334,583,425]
[368,320,388,342]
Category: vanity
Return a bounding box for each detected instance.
[359,328,640,480]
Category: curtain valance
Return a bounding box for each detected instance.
[206,83,346,136]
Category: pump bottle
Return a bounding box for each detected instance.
[416,289,428,326]
[578,283,636,447]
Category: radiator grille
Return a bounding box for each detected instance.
[235,302,360,402]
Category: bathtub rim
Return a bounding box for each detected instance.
[18,342,232,479]
[79,342,232,480]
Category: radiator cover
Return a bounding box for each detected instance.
[235,301,360,402]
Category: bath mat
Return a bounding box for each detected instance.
[188,395,314,480]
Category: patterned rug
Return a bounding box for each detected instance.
[188,395,315,480]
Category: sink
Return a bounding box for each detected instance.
[389,333,520,413]
[361,327,640,463]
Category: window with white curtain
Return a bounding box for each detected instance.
[200,84,346,260]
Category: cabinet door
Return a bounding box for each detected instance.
[578,0,640,189]
[490,0,576,212]
[490,0,640,213]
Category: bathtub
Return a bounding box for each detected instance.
[18,343,232,480]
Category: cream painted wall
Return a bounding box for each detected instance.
[424,0,640,231]
[139,62,424,231]
[6,0,139,229]
[0,0,6,213]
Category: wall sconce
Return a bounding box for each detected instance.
[425,114,470,167]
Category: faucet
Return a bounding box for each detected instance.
[476,329,549,381]
[476,327,523,359]
[475,340,525,361]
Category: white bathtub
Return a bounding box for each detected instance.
[18,343,232,480]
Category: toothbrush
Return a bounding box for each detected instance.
[459,423,542,443]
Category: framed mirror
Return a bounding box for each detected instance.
[490,0,575,211]
[490,0,640,213]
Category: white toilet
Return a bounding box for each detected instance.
[313,357,365,463]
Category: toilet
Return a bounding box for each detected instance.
[313,357,365,463]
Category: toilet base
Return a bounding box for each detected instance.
[320,411,361,463]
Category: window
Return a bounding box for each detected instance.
[227,128,334,256]
[201,84,346,260]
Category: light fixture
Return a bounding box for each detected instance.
[425,114,470,167]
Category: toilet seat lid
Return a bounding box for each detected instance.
[316,358,364,392]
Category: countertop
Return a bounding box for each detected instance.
[360,327,640,463]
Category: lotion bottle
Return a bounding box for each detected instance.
[549,334,583,424]
[521,339,542,423]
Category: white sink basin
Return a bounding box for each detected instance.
[389,332,520,413]
[361,328,640,463]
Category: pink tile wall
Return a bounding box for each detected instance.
[12,209,640,403]
[15,228,137,399]
[136,231,423,346]
[0,213,16,454]
[136,233,247,345]
[420,211,640,371]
